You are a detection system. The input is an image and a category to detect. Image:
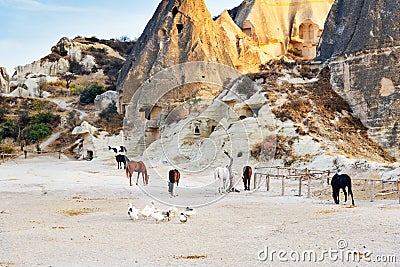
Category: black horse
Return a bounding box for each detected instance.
[331,173,354,205]
[116,155,129,169]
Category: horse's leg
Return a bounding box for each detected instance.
[136,172,140,185]
[343,187,348,203]
[348,185,355,205]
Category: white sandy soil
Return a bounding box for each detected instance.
[0,155,399,266]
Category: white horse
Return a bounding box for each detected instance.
[214,167,230,193]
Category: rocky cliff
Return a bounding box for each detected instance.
[316,0,400,61]
[0,67,10,94]
[317,0,400,158]
[116,0,234,112]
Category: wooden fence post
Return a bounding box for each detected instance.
[266,175,270,191]
[58,151,61,159]
[298,176,302,196]
[281,176,285,196]
[254,173,257,189]
[397,179,400,204]
[24,150,27,159]
[370,181,374,202]
[307,174,311,198]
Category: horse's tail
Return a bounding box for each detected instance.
[125,162,131,178]
[176,170,180,187]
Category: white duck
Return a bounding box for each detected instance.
[179,212,188,223]
[141,202,156,219]
[128,203,139,221]
[151,209,165,223]
[183,207,196,217]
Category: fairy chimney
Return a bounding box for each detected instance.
[116,0,234,113]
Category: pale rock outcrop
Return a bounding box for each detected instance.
[94,91,118,116]
[231,0,333,58]
[14,58,70,80]
[216,10,271,73]
[0,67,10,94]
[317,0,400,158]
[82,55,96,72]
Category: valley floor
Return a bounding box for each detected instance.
[0,155,399,266]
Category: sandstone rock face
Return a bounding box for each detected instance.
[316,0,400,61]
[0,67,10,94]
[116,0,234,112]
[317,0,400,158]
[94,91,118,116]
[231,0,333,58]
[14,58,70,80]
[216,10,271,73]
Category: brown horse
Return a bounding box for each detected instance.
[126,161,149,186]
[242,166,252,191]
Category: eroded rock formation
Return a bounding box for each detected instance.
[116,0,235,113]
[231,0,333,58]
[0,67,10,94]
[317,0,400,158]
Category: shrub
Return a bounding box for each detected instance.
[24,123,52,142]
[32,112,60,128]
[18,110,30,128]
[0,107,8,123]
[0,119,18,140]
[79,84,106,105]
[33,100,45,112]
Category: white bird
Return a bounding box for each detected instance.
[183,207,196,217]
[168,206,179,216]
[179,212,188,223]
[141,202,156,219]
[151,210,165,223]
[128,203,139,221]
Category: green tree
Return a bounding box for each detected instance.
[0,119,17,140]
[79,84,105,105]
[24,123,52,143]
[33,112,60,128]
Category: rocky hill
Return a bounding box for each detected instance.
[7,36,135,98]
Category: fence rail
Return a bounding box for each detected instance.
[254,166,400,204]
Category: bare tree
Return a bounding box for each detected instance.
[62,72,76,89]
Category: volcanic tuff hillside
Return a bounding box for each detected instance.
[116,0,333,112]
[317,0,400,158]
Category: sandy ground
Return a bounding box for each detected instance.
[0,155,399,266]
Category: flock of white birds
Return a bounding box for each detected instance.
[127,202,197,224]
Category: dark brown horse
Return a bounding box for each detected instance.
[331,173,354,205]
[126,161,149,186]
[242,166,252,191]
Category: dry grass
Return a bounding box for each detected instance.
[57,207,99,216]
[174,255,207,260]
[316,209,340,214]
[0,261,15,266]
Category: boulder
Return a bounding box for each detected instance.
[94,91,118,116]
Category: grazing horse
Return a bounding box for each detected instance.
[331,173,355,205]
[115,155,129,169]
[168,169,180,197]
[242,166,252,191]
[214,167,230,193]
[126,161,149,186]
